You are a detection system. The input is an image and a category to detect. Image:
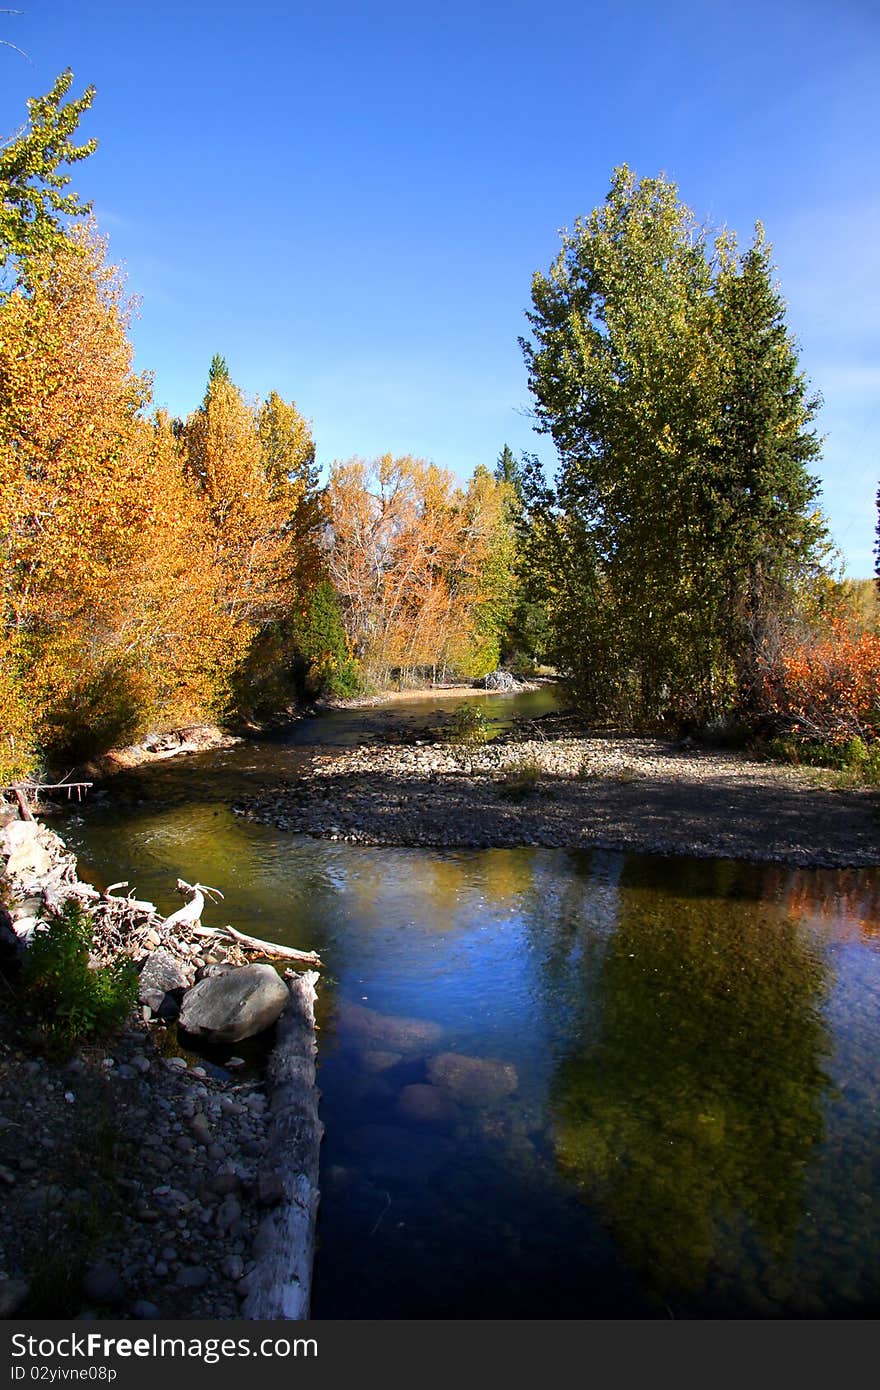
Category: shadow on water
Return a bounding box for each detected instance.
[53,695,880,1319]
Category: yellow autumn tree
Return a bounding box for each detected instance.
[0,223,156,759]
[0,228,253,767]
[326,454,516,684]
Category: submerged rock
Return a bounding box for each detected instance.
[178,965,289,1044]
[395,1083,461,1132]
[428,1052,519,1106]
[336,1001,443,1054]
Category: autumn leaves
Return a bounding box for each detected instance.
[0,75,522,780]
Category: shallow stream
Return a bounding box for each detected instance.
[56,692,880,1317]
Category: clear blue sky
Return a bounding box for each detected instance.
[3,0,879,573]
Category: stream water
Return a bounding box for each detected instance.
[54,691,880,1318]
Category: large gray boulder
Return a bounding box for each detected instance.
[178,964,289,1043]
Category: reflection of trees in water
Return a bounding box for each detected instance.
[548,856,832,1301]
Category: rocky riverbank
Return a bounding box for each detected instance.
[0,813,321,1320]
[235,731,880,867]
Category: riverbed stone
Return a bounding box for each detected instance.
[138,949,191,1016]
[427,1052,518,1105]
[178,965,290,1044]
[337,1001,443,1054]
[0,1278,30,1318]
[357,1049,404,1074]
[395,1083,461,1131]
[82,1262,125,1306]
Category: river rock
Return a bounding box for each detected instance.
[138,949,191,1016]
[427,1052,519,1105]
[0,1278,29,1318]
[337,1001,443,1054]
[1,821,53,880]
[356,1049,404,1074]
[395,1083,460,1132]
[178,965,289,1043]
[82,1262,125,1307]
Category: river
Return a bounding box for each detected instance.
[55,690,880,1318]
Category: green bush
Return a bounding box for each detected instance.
[766,732,880,786]
[446,702,491,746]
[24,901,138,1050]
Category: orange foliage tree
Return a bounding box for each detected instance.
[0,229,247,765]
[326,454,515,685]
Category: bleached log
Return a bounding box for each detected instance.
[241,970,322,1320]
[103,882,158,915]
[162,878,223,932]
[192,922,322,967]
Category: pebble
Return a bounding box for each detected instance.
[176,1266,210,1289]
[131,1299,161,1319]
[82,1262,125,1307]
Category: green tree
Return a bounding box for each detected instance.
[521,165,826,726]
[1,69,96,267]
[493,446,550,670]
[709,229,825,705]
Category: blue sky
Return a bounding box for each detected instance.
[3,0,879,573]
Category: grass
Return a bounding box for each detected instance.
[496,759,544,802]
[766,733,880,788]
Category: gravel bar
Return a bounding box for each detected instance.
[235,735,880,868]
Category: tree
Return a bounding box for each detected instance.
[874,484,880,596]
[710,228,825,705]
[0,225,251,759]
[326,455,517,684]
[521,165,826,726]
[1,69,96,267]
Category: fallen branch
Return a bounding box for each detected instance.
[103,882,158,915]
[162,878,224,932]
[11,787,34,822]
[192,922,322,967]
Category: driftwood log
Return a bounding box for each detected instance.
[241,970,322,1320]
[193,923,322,966]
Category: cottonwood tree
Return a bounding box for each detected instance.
[326,454,516,684]
[521,165,826,726]
[0,69,96,267]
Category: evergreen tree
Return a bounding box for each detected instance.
[521,166,826,726]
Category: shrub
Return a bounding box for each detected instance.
[758,617,880,747]
[445,702,491,746]
[23,901,138,1050]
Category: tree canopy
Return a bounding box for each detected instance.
[521,165,826,726]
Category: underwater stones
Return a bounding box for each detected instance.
[395,1083,460,1132]
[178,965,289,1044]
[336,1001,443,1054]
[428,1052,519,1106]
[357,1048,404,1074]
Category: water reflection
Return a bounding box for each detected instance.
[547,858,832,1309]
[58,767,880,1318]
